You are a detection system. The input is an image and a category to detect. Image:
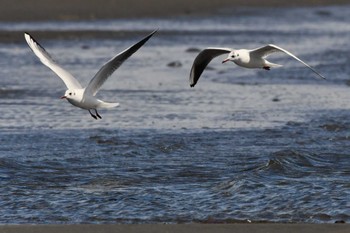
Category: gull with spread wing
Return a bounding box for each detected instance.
[25,30,157,119]
[189,44,325,87]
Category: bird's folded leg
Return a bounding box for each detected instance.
[95,109,102,119]
[88,109,98,120]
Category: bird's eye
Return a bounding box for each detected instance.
[231,55,235,58]
[69,93,72,96]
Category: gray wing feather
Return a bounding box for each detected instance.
[189,48,231,87]
[85,30,157,96]
[251,44,326,79]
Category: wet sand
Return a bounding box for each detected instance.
[0,0,349,43]
[1,224,349,233]
[0,0,349,22]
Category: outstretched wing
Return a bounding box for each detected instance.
[189,48,231,87]
[251,44,326,79]
[85,30,157,96]
[24,32,82,89]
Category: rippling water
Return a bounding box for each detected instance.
[0,5,350,224]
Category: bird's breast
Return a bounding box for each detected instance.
[234,55,264,68]
[67,98,84,109]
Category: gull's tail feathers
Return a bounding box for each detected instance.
[98,100,120,109]
[265,61,283,68]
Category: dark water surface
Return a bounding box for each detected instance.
[0,5,349,223]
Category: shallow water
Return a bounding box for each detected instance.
[0,5,350,224]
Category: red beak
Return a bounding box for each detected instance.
[222,58,230,64]
[60,96,67,99]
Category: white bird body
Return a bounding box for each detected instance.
[25,31,157,119]
[231,49,254,68]
[62,88,119,110]
[230,49,280,69]
[190,44,325,87]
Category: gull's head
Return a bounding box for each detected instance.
[61,90,77,100]
[222,51,238,63]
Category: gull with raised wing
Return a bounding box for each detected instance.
[25,30,157,119]
[189,44,325,87]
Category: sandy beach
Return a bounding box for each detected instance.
[0,0,348,43]
[0,0,349,22]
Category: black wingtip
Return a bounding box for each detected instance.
[139,29,158,44]
[24,32,35,41]
[24,32,38,45]
[149,29,158,37]
[24,32,31,39]
[190,83,195,88]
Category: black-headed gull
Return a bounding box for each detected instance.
[189,44,325,87]
[24,30,157,119]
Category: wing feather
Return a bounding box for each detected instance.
[24,32,82,89]
[85,30,157,96]
[251,44,325,79]
[189,48,231,87]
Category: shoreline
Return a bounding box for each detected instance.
[1,224,349,233]
[0,0,349,22]
[0,30,158,43]
[0,0,349,43]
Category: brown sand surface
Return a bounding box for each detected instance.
[0,0,349,43]
[0,224,349,233]
[0,0,349,22]
[0,30,158,43]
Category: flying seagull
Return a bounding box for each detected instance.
[24,30,157,119]
[189,44,325,87]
